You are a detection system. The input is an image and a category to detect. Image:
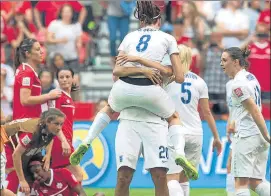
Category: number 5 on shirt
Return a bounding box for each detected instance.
[181,82,192,104]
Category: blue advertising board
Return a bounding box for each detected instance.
[73,121,270,188]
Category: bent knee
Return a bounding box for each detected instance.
[117,166,134,185]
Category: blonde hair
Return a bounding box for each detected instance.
[178,44,192,74]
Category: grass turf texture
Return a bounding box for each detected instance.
[85,188,258,196]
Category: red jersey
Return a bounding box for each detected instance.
[248,41,271,92]
[48,91,75,141]
[13,63,42,120]
[33,168,79,196]
[35,1,83,27]
[258,9,270,26]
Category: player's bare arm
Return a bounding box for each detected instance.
[116,54,173,77]
[199,98,222,155]
[242,97,270,144]
[12,143,30,194]
[73,184,87,196]
[43,140,54,171]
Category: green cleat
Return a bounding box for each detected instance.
[175,156,199,180]
[70,144,89,165]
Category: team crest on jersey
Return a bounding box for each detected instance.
[56,183,63,189]
[21,135,31,146]
[266,48,270,54]
[22,77,31,86]
[234,88,243,97]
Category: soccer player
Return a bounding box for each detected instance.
[115,45,222,196]
[44,66,83,181]
[28,157,87,196]
[5,38,69,194]
[0,109,15,196]
[2,108,66,195]
[71,1,197,180]
[221,46,270,196]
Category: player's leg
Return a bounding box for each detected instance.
[178,135,202,196]
[1,150,15,196]
[114,120,141,196]
[66,165,84,182]
[70,104,114,165]
[249,138,269,196]
[167,140,184,196]
[141,122,169,196]
[226,148,235,196]
[232,135,261,196]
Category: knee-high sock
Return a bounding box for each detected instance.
[255,181,270,196]
[235,189,250,196]
[168,180,184,196]
[168,125,185,157]
[180,182,190,196]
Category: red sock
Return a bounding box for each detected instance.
[6,170,19,194]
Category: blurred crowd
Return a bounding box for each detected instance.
[1,0,270,119]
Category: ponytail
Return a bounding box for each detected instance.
[14,47,22,70]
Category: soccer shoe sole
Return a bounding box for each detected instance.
[175,157,199,180]
[70,144,88,165]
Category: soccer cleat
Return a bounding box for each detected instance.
[70,144,89,165]
[175,156,199,180]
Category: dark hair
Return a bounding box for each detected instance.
[57,3,77,24]
[39,108,66,128]
[51,53,65,73]
[134,1,161,25]
[38,68,54,83]
[14,38,38,69]
[223,46,251,68]
[56,66,79,92]
[27,154,47,181]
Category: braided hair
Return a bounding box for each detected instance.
[134,1,161,25]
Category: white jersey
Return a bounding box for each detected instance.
[226,79,233,121]
[165,72,209,135]
[118,26,179,71]
[230,69,261,137]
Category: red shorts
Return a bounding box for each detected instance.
[51,137,74,168]
[5,143,14,169]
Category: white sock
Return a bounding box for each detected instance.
[255,181,270,196]
[83,112,111,145]
[235,189,250,196]
[180,182,190,196]
[168,125,185,157]
[226,173,235,194]
[168,180,184,196]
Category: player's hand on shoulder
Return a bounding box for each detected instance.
[142,68,162,85]
[48,89,62,99]
[42,154,51,171]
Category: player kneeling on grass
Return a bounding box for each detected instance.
[28,156,87,196]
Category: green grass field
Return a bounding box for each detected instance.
[86,188,258,196]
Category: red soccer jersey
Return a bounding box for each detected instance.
[13,63,42,120]
[35,1,83,27]
[258,9,270,26]
[248,41,271,92]
[33,168,79,196]
[48,91,75,141]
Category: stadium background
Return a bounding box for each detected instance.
[0,1,270,195]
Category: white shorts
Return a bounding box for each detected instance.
[108,79,175,119]
[0,151,6,189]
[167,133,203,175]
[231,134,269,179]
[115,120,168,171]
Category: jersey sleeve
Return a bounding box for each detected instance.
[232,83,250,103]
[118,34,129,52]
[3,118,39,137]
[60,168,79,188]
[19,133,33,148]
[19,70,35,90]
[167,35,179,55]
[199,80,209,99]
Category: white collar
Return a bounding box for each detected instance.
[234,69,246,80]
[22,63,38,77]
[44,169,54,186]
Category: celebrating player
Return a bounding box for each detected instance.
[113,45,222,196]
[71,1,198,180]
[221,46,270,196]
[43,66,83,181]
[28,157,87,196]
[2,108,66,195]
[5,38,69,194]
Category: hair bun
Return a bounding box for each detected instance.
[241,46,251,58]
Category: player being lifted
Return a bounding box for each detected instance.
[71,1,198,180]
